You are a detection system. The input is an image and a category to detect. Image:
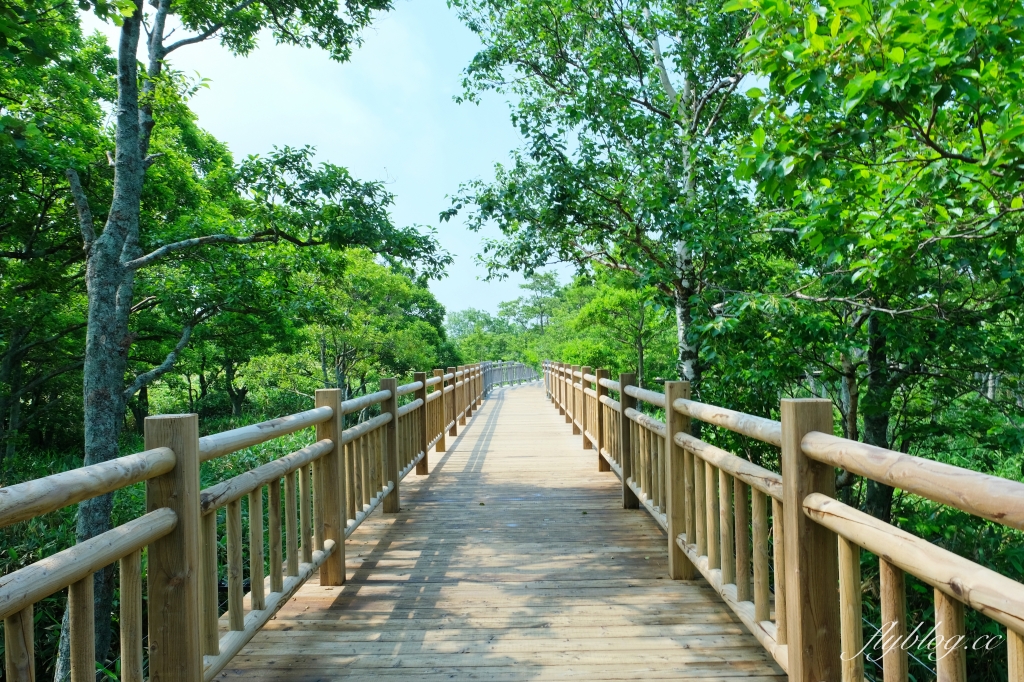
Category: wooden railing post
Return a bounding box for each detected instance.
[664,381,695,580]
[434,369,446,452]
[559,364,567,418]
[315,388,345,585]
[571,365,581,435]
[446,367,457,436]
[382,378,401,513]
[144,414,202,682]
[581,366,592,449]
[780,398,839,682]
[415,372,429,474]
[619,373,639,509]
[457,365,467,425]
[595,369,609,472]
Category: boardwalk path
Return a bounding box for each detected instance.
[216,383,785,681]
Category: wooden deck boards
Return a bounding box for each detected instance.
[215,383,785,681]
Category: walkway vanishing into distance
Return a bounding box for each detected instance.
[215,383,785,681]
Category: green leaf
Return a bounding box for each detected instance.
[753,127,766,148]
[722,0,752,11]
[888,47,904,64]
[998,125,1024,143]
[746,87,764,99]
[1012,196,1023,210]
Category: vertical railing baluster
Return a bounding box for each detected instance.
[719,470,734,586]
[68,575,93,682]
[840,536,864,682]
[694,454,707,557]
[227,498,245,630]
[434,369,447,452]
[880,559,907,680]
[119,550,142,682]
[249,488,265,611]
[285,472,299,577]
[345,441,356,523]
[201,510,219,653]
[706,462,720,570]
[752,489,769,622]
[269,479,283,593]
[735,479,751,602]
[300,463,313,563]
[3,604,34,682]
[772,497,787,644]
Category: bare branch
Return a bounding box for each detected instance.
[692,76,740,135]
[163,0,260,54]
[122,324,193,401]
[64,169,96,249]
[123,231,275,270]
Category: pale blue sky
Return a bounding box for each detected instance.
[89,0,559,314]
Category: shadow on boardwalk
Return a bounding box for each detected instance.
[215,383,785,682]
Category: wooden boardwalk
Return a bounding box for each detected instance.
[215,383,785,681]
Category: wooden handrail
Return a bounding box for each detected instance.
[672,397,782,446]
[804,493,1024,633]
[0,447,175,528]
[199,407,333,461]
[0,508,177,621]
[396,380,423,396]
[624,384,666,408]
[802,430,1024,531]
[200,440,334,514]
[341,389,391,415]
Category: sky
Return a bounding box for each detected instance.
[86,0,553,315]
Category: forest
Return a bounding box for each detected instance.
[2,0,1023,678]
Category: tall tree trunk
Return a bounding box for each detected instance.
[224,359,248,417]
[128,384,148,435]
[861,314,895,522]
[56,8,146,679]
[6,393,21,460]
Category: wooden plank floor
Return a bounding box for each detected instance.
[215,383,785,681]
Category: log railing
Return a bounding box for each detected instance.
[483,360,538,390]
[0,363,493,682]
[544,359,1024,682]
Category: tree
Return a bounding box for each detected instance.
[726,0,1024,520]
[447,0,755,397]
[52,0,459,663]
[575,280,672,387]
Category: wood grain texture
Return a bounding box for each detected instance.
[934,588,965,682]
[780,399,839,682]
[145,413,203,682]
[68,575,93,682]
[879,559,907,682]
[315,388,345,585]
[120,550,143,682]
[4,604,33,682]
[664,381,693,580]
[838,536,863,682]
[215,384,784,682]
